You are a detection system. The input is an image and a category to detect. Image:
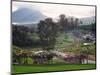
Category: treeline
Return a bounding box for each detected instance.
[57,14,79,32]
[13,25,33,47]
[78,23,96,34]
[12,14,83,48]
[12,25,42,47]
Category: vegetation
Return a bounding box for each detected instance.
[58,14,79,32]
[12,14,96,73]
[38,18,58,50]
[12,64,96,74]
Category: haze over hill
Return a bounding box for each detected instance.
[12,7,95,27]
[79,16,95,25]
[12,7,46,24]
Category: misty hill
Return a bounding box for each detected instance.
[12,16,95,28]
[12,7,95,28]
[79,16,95,25]
[12,7,46,23]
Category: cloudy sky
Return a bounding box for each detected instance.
[12,1,95,19]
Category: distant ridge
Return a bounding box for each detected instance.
[79,16,95,25]
[12,7,46,23]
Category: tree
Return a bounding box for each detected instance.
[69,17,79,30]
[38,18,58,50]
[58,14,68,32]
[12,25,33,47]
[74,18,79,28]
[58,14,79,32]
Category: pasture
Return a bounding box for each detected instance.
[12,64,96,74]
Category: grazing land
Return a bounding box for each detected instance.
[12,64,96,74]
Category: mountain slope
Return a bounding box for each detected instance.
[79,16,95,25]
[12,7,46,23]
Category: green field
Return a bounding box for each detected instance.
[12,64,96,74]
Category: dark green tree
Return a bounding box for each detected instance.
[74,18,79,28]
[12,25,33,47]
[58,14,68,32]
[38,18,58,50]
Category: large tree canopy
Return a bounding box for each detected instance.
[12,25,34,47]
[38,18,58,50]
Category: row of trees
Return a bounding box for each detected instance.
[12,25,33,47]
[58,14,79,32]
[13,14,80,64]
[12,25,42,47]
[37,14,79,50]
[13,14,79,48]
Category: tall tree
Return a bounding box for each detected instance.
[58,14,68,32]
[38,18,58,50]
[74,18,79,28]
